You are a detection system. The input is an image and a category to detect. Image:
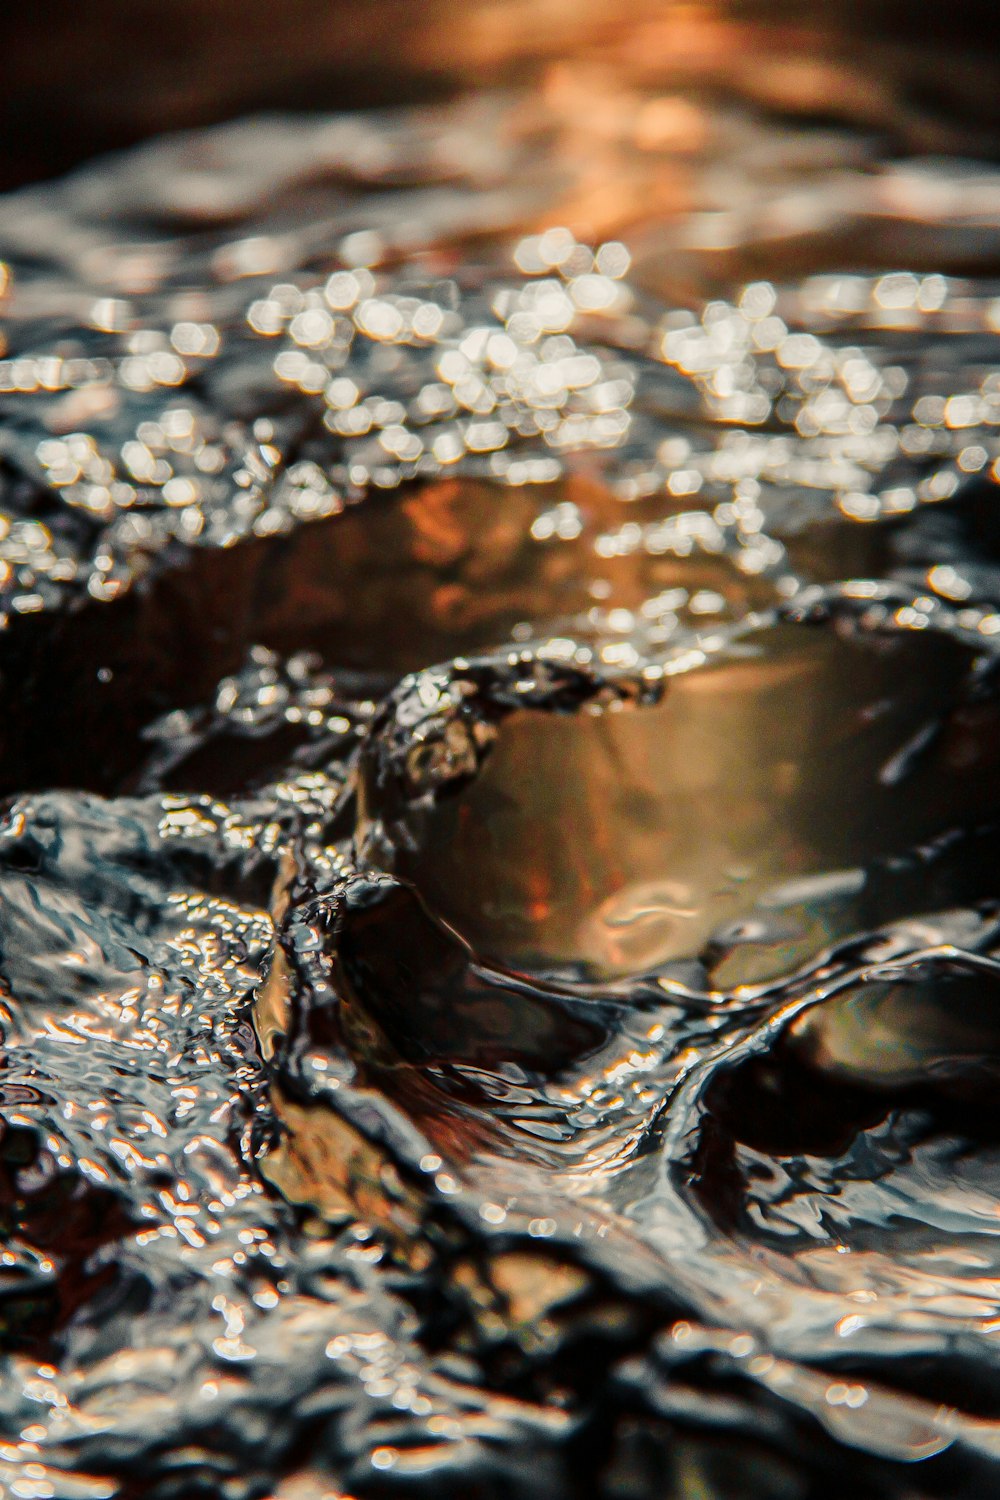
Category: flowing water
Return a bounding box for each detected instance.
[5,38,1000,1498]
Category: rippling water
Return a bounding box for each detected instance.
[4,52,1000,1498]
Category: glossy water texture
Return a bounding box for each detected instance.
[5,55,1000,1500]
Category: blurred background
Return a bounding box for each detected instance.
[6,0,1000,191]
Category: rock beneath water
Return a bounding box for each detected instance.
[790,953,1000,1096]
[0,473,763,797]
[356,603,1000,988]
[682,950,1000,1376]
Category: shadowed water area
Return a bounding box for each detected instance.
[5,11,1000,1496]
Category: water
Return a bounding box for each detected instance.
[3,51,1000,1500]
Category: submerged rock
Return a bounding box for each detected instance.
[356,603,1000,988]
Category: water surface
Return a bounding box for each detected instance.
[3,46,1000,1499]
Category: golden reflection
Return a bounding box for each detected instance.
[241,474,766,676]
[362,621,1000,984]
[261,1084,431,1268]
